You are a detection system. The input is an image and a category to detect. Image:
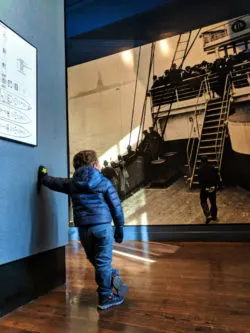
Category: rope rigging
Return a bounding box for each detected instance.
[136,42,156,150]
[128,46,142,147]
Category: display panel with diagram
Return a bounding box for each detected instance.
[0,21,37,146]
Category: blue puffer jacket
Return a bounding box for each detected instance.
[42,166,124,227]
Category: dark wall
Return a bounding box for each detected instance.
[0,0,68,265]
[0,246,66,317]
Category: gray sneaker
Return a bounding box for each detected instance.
[98,294,124,310]
[112,269,129,297]
[113,275,129,297]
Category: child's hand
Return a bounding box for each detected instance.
[38,165,48,180]
[114,226,124,243]
[37,165,48,191]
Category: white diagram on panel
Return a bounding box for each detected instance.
[0,120,31,138]
[0,104,31,124]
[0,21,36,144]
[0,87,31,111]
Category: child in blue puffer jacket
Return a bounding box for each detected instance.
[38,150,128,310]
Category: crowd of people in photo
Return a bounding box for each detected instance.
[101,127,163,198]
[150,49,250,105]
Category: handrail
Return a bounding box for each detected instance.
[186,72,233,189]
[214,73,231,170]
[152,87,203,108]
[233,60,250,69]
[151,61,250,108]
[233,75,250,82]
[150,74,206,91]
[186,73,232,189]
[151,61,250,93]
[189,78,210,188]
[186,78,208,186]
[218,74,232,171]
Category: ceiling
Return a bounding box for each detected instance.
[66,0,170,38]
[66,0,250,67]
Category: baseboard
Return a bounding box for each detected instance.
[69,225,250,242]
[0,246,66,317]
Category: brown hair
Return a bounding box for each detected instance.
[73,150,98,170]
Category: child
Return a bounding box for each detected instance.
[38,150,128,310]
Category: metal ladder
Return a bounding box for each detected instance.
[151,32,192,137]
[171,32,192,68]
[153,30,204,139]
[186,74,232,189]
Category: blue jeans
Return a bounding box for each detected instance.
[78,224,116,297]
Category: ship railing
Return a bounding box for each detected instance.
[215,73,232,171]
[150,74,206,108]
[231,61,250,90]
[186,77,209,187]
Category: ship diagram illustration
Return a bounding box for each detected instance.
[0,87,33,139]
[0,105,31,124]
[0,87,31,111]
[0,120,31,138]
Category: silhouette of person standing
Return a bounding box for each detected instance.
[197,156,221,224]
[148,127,162,160]
[101,160,118,187]
[138,130,150,153]
[123,145,135,162]
[117,155,129,196]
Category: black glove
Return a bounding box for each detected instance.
[114,226,124,243]
[37,165,48,190]
[38,165,48,179]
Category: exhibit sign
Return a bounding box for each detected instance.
[0,21,37,146]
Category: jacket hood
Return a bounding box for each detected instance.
[73,166,103,190]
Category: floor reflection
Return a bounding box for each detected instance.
[1,242,250,332]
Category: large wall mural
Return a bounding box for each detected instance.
[68,14,250,226]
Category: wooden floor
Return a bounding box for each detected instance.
[1,241,250,332]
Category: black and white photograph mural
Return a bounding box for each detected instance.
[68,14,250,226]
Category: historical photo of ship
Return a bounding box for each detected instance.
[122,14,250,225]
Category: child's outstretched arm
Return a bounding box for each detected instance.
[38,165,71,195]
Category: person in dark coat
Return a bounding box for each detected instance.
[197,155,221,224]
[37,150,128,310]
[138,130,150,153]
[151,75,158,88]
[182,66,192,80]
[117,155,130,196]
[101,160,118,187]
[148,126,162,160]
[169,63,182,86]
[123,145,135,162]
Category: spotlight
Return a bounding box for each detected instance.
[160,39,169,54]
[121,49,133,66]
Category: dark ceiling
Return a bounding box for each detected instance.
[66,0,250,67]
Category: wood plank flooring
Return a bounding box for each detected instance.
[1,241,250,332]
